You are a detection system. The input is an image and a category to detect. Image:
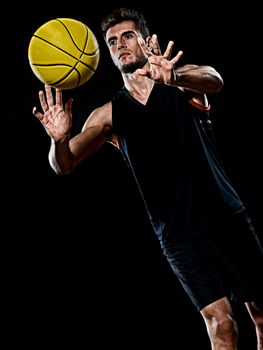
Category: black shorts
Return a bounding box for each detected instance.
[161,211,263,312]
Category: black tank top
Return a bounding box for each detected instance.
[112,83,244,242]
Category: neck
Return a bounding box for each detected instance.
[123,73,154,105]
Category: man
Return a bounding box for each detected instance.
[33,7,263,349]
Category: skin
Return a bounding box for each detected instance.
[33,19,263,349]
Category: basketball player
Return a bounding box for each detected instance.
[32,7,263,349]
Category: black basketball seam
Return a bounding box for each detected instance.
[56,19,99,59]
[30,19,99,88]
[53,67,81,87]
[32,63,81,87]
[32,35,97,71]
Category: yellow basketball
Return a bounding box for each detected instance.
[28,18,100,90]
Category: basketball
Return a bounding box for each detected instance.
[28,18,100,90]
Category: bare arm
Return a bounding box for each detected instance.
[137,35,224,94]
[174,64,224,94]
[33,85,113,175]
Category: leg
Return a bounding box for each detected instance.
[245,301,263,350]
[200,296,238,350]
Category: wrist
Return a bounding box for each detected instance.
[173,70,181,83]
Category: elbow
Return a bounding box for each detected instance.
[209,68,224,93]
[48,156,74,176]
[214,74,224,93]
[50,163,74,176]
[205,74,224,94]
[52,167,71,176]
[203,66,224,93]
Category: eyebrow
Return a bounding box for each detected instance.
[107,30,137,45]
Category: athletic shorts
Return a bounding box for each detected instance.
[160,211,263,312]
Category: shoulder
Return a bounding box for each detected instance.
[82,101,112,131]
[89,101,112,121]
[82,101,120,146]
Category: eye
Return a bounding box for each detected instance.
[108,39,117,47]
[124,33,135,40]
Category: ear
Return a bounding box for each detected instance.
[145,36,152,49]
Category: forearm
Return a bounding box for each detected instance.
[174,65,224,94]
[48,137,74,175]
[48,123,112,175]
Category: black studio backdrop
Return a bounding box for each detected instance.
[7,2,261,234]
[3,3,261,348]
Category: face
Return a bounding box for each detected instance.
[105,20,148,74]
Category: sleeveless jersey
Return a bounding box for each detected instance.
[111,84,245,242]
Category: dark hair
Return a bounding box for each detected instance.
[101,7,150,40]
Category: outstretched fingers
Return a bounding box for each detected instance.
[32,106,44,121]
[151,34,161,56]
[55,87,63,106]
[33,85,66,123]
[139,34,162,57]
[45,84,55,108]
[65,97,73,115]
[171,50,184,66]
[163,41,175,60]
[138,37,152,57]
[38,89,49,113]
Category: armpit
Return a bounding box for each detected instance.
[107,134,120,149]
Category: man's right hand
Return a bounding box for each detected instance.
[32,84,73,142]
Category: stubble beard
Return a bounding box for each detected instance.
[120,54,148,74]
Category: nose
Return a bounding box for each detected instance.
[117,38,126,50]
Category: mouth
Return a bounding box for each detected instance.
[119,52,131,60]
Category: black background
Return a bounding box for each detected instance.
[3,2,262,348]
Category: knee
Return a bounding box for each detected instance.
[201,299,238,342]
[209,314,238,340]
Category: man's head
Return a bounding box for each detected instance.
[101,8,150,41]
[101,8,151,74]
